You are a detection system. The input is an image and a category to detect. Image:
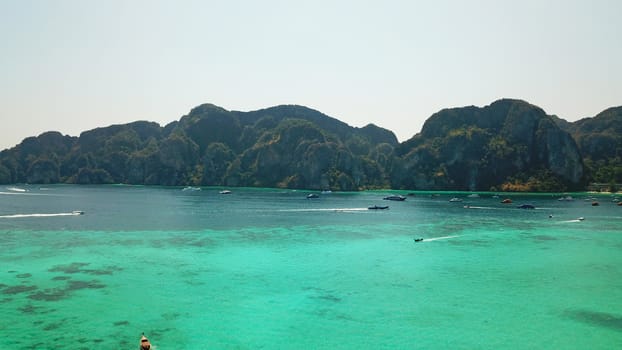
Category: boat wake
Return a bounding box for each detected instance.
[0,191,50,196]
[278,208,369,212]
[0,211,84,219]
[422,235,460,242]
[462,206,502,210]
[559,218,585,223]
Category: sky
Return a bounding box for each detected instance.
[1,0,620,151]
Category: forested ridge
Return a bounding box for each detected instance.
[1,99,620,192]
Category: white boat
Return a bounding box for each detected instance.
[182,186,201,191]
[449,197,463,202]
[219,190,232,194]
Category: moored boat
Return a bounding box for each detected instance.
[383,195,406,201]
[368,205,389,210]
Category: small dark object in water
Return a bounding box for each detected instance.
[414,238,424,242]
[368,205,389,210]
[140,333,151,350]
[591,201,599,206]
[306,193,319,199]
[501,198,513,204]
[517,204,535,209]
[383,195,406,201]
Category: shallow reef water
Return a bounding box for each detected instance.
[1,185,621,349]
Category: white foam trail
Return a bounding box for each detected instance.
[0,212,83,219]
[6,187,27,192]
[0,191,51,196]
[559,219,584,223]
[278,208,369,212]
[422,235,460,242]
[463,206,502,210]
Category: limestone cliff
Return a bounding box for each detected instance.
[392,99,584,191]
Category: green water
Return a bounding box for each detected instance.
[1,185,621,349]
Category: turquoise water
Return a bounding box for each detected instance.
[1,186,621,349]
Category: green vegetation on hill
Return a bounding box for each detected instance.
[392,99,584,192]
[0,105,397,191]
[0,99,618,191]
[554,106,622,189]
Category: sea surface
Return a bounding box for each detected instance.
[1,185,621,349]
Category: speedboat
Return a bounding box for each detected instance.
[414,238,424,242]
[501,198,513,204]
[306,193,319,199]
[383,195,406,201]
[72,210,85,215]
[182,186,201,191]
[219,190,232,194]
[368,205,389,210]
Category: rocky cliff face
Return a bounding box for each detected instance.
[1,99,612,191]
[392,99,585,191]
[558,106,622,186]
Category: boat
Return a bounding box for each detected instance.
[306,193,319,199]
[383,195,406,201]
[182,186,201,191]
[618,202,622,206]
[72,210,85,215]
[558,196,574,201]
[414,238,424,242]
[368,205,389,210]
[501,198,513,204]
[219,190,232,194]
[140,333,151,350]
[578,217,585,221]
[591,201,599,206]
[517,204,535,209]
[449,197,463,202]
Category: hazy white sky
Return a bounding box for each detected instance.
[1,0,620,150]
